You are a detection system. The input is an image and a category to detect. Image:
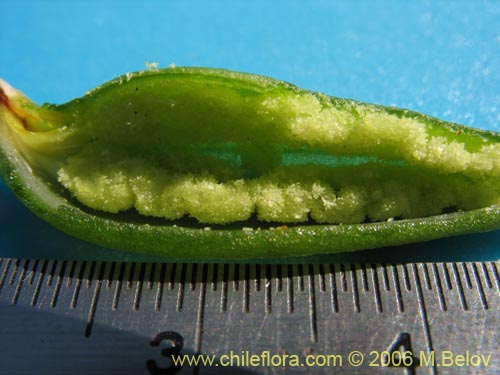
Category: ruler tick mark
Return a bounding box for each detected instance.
[155,263,166,312]
[28,259,39,286]
[422,263,432,290]
[194,264,208,363]
[490,261,500,292]
[360,264,369,292]
[148,262,156,290]
[307,265,318,343]
[220,264,228,312]
[371,264,382,313]
[451,263,467,310]
[133,263,146,311]
[234,264,240,292]
[8,259,20,286]
[168,263,176,290]
[176,263,186,312]
[441,263,452,290]
[432,263,447,312]
[413,264,437,375]
[350,264,360,313]
[0,259,12,294]
[50,261,67,308]
[11,259,30,305]
[381,264,390,291]
[70,261,87,309]
[471,263,488,310]
[402,264,411,291]
[297,264,304,292]
[265,264,272,314]
[391,265,404,313]
[86,261,97,289]
[127,262,136,289]
[179,263,188,286]
[243,264,250,313]
[461,262,472,289]
[286,264,294,313]
[340,264,347,292]
[31,260,48,307]
[209,263,217,291]
[276,264,282,292]
[318,264,326,292]
[205,263,214,293]
[190,263,197,291]
[329,264,338,313]
[255,264,262,292]
[480,262,492,289]
[66,260,76,288]
[85,262,104,338]
[106,261,117,288]
[46,260,57,287]
[112,262,126,310]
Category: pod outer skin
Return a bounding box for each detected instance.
[1,67,500,261]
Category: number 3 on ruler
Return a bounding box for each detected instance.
[146,331,185,375]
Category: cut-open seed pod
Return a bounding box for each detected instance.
[1,68,499,260]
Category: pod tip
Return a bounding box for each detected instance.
[0,79,21,105]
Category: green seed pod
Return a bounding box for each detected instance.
[1,67,499,260]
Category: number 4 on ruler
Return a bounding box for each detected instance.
[383,333,421,375]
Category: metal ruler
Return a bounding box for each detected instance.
[0,258,498,374]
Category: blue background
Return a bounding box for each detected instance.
[1,0,499,262]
